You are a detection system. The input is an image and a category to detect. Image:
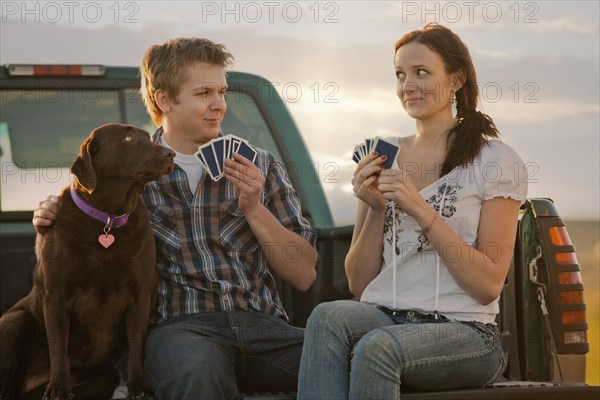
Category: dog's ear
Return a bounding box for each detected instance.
[71,136,97,194]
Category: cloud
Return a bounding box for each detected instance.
[528,16,599,35]
[476,49,525,61]
[384,1,598,35]
[0,2,598,219]
[483,99,599,122]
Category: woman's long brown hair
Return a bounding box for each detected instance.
[395,23,499,176]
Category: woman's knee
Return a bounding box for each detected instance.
[352,328,399,367]
[306,300,368,327]
[306,301,336,324]
[305,301,360,338]
[305,300,384,350]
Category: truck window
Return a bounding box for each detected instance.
[220,92,283,161]
[2,89,120,168]
[1,88,283,212]
[1,89,121,212]
[124,88,284,160]
[122,88,157,135]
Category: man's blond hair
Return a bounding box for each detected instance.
[140,38,234,126]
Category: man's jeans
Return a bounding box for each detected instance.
[298,300,504,400]
[144,311,304,400]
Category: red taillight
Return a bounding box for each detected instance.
[34,65,81,76]
[556,252,578,265]
[533,213,589,355]
[549,226,572,246]
[558,271,583,285]
[561,310,587,324]
[559,291,585,304]
[5,64,105,76]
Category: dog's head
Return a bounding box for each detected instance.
[71,124,175,194]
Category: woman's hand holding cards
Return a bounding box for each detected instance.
[352,137,401,211]
[351,152,387,210]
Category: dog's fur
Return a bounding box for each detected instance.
[0,124,174,400]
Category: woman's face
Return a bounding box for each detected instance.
[394,42,458,121]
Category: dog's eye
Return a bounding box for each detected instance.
[124,134,135,142]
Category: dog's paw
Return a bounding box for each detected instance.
[42,384,74,400]
[126,384,154,400]
[41,394,75,400]
[126,390,154,400]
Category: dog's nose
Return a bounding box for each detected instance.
[162,148,176,159]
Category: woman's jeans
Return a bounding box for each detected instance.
[298,300,504,400]
[144,310,304,400]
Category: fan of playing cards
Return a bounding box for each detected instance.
[352,137,399,169]
[195,134,258,181]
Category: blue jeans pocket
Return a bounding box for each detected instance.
[464,321,504,386]
[465,321,500,347]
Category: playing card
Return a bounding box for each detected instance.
[196,134,257,182]
[352,137,399,168]
[236,140,257,164]
[352,145,361,163]
[365,138,374,154]
[353,140,368,164]
[372,138,399,169]
[359,142,368,158]
[223,136,233,161]
[194,147,207,169]
[232,138,242,153]
[198,143,221,180]
[212,137,225,178]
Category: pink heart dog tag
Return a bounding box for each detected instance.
[98,234,115,248]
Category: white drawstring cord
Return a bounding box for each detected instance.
[389,177,446,318]
[433,188,447,319]
[434,255,441,319]
[392,202,397,310]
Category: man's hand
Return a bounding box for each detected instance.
[223,152,265,215]
[32,195,60,234]
[223,152,316,290]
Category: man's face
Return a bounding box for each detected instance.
[163,62,228,153]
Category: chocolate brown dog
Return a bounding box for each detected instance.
[0,124,174,400]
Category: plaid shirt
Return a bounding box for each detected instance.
[143,129,317,324]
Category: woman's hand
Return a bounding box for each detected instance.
[378,168,427,218]
[351,152,387,210]
[346,152,388,297]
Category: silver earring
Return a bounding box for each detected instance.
[451,93,457,118]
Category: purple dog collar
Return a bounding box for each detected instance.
[70,187,130,230]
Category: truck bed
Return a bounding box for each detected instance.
[111,381,600,399]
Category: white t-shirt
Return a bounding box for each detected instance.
[158,136,205,194]
[360,139,528,324]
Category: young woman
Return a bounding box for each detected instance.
[298,23,528,399]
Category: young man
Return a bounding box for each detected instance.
[33,38,317,399]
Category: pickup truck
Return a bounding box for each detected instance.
[1,64,598,399]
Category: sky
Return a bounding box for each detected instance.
[1,0,599,225]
